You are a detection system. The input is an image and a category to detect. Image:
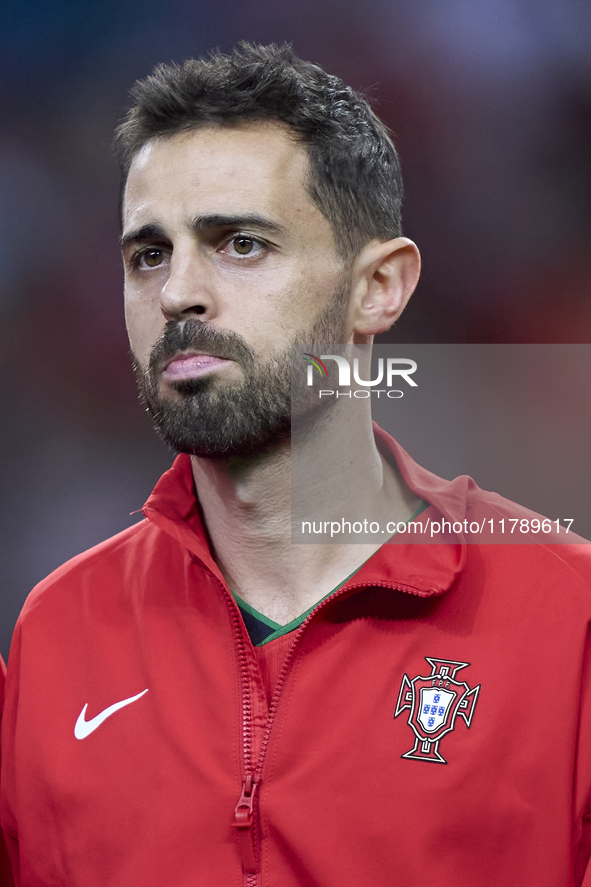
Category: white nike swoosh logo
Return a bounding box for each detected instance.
[74,689,149,740]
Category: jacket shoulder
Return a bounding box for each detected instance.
[460,480,591,588]
[20,519,161,618]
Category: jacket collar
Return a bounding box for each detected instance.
[143,424,468,599]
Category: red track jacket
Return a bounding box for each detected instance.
[2,428,591,886]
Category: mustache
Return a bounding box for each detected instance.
[148,319,256,376]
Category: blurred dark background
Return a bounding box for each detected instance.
[1,0,591,659]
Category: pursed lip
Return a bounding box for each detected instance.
[160,351,232,382]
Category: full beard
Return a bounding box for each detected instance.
[132,279,349,459]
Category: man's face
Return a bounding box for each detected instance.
[121,122,351,457]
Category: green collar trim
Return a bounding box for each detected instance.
[233,561,365,646]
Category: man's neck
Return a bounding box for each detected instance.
[190,404,421,624]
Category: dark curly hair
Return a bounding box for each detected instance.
[114,42,404,257]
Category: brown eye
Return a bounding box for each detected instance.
[233,236,254,255]
[142,248,163,267]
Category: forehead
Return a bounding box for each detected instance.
[123,122,325,234]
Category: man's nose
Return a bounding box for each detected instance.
[159,253,218,322]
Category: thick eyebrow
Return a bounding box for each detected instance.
[120,214,289,253]
[189,213,289,239]
[120,223,168,251]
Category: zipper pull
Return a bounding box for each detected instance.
[232,772,259,873]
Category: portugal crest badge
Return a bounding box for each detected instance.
[394,657,480,764]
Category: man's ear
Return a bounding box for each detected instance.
[348,237,421,338]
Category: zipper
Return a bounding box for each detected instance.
[231,770,258,874]
[225,577,409,881]
[227,599,259,878]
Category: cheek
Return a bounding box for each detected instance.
[124,290,164,364]
[277,268,342,328]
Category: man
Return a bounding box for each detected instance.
[2,42,591,886]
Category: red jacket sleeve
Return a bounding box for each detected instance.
[0,656,15,886]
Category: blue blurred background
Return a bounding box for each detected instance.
[1,0,591,659]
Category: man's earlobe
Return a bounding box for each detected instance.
[349,237,421,337]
